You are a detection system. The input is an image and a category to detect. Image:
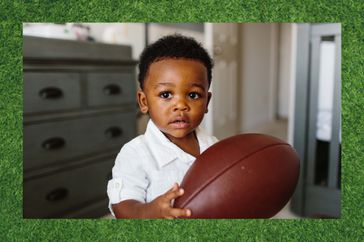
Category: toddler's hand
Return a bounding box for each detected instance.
[150,183,191,219]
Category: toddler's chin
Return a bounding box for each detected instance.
[166,130,194,139]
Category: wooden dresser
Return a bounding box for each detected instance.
[23,36,137,218]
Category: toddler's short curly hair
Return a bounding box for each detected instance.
[138,34,214,90]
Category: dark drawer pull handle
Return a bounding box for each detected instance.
[46,187,68,202]
[105,127,123,139]
[39,87,63,99]
[103,84,121,96]
[42,137,65,150]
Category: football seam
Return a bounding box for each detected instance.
[178,143,290,208]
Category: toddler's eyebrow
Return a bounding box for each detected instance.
[153,82,206,90]
[190,83,206,90]
[156,82,174,86]
[153,82,174,89]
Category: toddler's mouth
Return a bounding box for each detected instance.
[169,118,190,128]
[171,120,188,123]
[170,118,189,124]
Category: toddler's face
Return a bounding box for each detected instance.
[138,58,211,141]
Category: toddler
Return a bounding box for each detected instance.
[107,34,218,218]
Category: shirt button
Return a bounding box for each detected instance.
[115,181,122,189]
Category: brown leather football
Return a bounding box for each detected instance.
[173,133,300,218]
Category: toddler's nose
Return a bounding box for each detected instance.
[173,98,189,112]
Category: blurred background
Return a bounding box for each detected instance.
[23,23,341,219]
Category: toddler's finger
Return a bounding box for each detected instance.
[168,183,178,192]
[167,188,185,201]
[169,208,191,218]
[165,187,184,201]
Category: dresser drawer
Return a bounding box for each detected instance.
[24,112,136,170]
[63,198,109,218]
[24,72,81,113]
[87,72,136,107]
[24,157,114,218]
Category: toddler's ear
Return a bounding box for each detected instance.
[137,90,149,114]
[205,92,212,113]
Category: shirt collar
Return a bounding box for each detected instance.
[144,119,208,169]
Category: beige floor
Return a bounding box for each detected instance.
[251,119,289,142]
[272,200,301,219]
[103,213,113,219]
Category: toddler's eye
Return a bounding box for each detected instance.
[189,92,201,99]
[160,92,172,99]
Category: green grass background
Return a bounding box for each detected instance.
[1,0,363,241]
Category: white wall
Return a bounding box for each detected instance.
[209,23,240,139]
[288,24,297,145]
[239,23,279,132]
[86,23,145,60]
[278,24,293,119]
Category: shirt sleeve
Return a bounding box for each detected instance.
[107,143,148,217]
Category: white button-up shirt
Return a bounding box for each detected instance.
[107,119,218,216]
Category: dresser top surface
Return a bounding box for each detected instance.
[24,36,136,62]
